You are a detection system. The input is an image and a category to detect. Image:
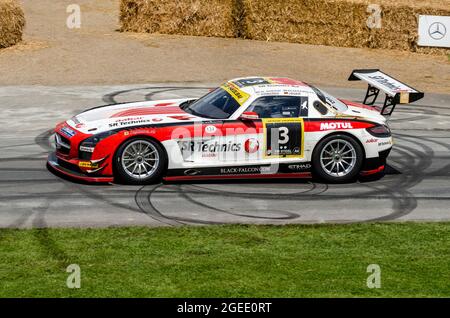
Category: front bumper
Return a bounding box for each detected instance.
[47,152,114,183]
[360,147,392,176]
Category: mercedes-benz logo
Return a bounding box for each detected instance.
[428,22,447,40]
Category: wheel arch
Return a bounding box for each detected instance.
[112,133,169,178]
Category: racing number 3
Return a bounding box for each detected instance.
[263,118,304,158]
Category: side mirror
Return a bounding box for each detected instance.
[240,111,259,120]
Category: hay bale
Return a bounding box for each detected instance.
[242,0,450,54]
[0,0,25,49]
[120,0,236,38]
[119,0,450,54]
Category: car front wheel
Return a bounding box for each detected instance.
[114,138,166,185]
[312,134,363,183]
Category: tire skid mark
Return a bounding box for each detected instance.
[359,133,438,222]
[2,85,448,228]
[119,87,446,224]
[36,130,145,215]
[172,184,300,220]
[134,185,186,226]
[176,182,328,200]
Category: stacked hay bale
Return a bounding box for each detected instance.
[120,0,236,38]
[0,0,25,49]
[119,0,450,54]
[242,0,450,53]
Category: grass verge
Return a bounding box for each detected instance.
[1,223,450,297]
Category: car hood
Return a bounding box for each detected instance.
[339,99,387,124]
[67,99,203,134]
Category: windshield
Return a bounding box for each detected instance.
[309,85,348,112]
[183,88,241,119]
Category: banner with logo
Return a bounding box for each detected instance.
[418,15,450,48]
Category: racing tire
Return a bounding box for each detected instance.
[312,134,364,183]
[114,137,167,185]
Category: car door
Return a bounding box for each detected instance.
[175,87,243,165]
[221,95,309,165]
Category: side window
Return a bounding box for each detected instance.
[246,96,308,118]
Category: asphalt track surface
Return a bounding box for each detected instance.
[0,84,449,228]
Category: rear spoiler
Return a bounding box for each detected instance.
[348,69,424,116]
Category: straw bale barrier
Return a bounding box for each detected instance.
[120,0,450,54]
[0,0,25,49]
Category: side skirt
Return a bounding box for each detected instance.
[164,163,313,181]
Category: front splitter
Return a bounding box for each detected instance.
[47,152,114,183]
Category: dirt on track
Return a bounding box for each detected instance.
[0,0,449,93]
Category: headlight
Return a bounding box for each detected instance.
[79,131,118,158]
[366,125,391,138]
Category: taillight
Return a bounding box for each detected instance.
[366,125,391,137]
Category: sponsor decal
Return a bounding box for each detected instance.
[305,120,374,132]
[78,161,99,169]
[220,166,272,175]
[178,140,242,153]
[127,128,156,135]
[75,123,85,129]
[221,82,250,105]
[378,140,392,147]
[244,139,259,154]
[60,126,76,138]
[233,78,271,87]
[109,117,154,128]
[368,75,404,93]
[205,125,217,134]
[152,118,163,122]
[233,77,306,88]
[79,146,95,153]
[201,153,218,158]
[366,138,378,144]
[320,122,354,130]
[288,164,311,171]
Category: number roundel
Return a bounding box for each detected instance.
[263,118,304,158]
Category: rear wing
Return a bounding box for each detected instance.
[348,69,424,116]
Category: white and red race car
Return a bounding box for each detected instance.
[48,70,424,184]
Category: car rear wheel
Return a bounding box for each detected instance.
[312,134,363,183]
[114,138,166,185]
